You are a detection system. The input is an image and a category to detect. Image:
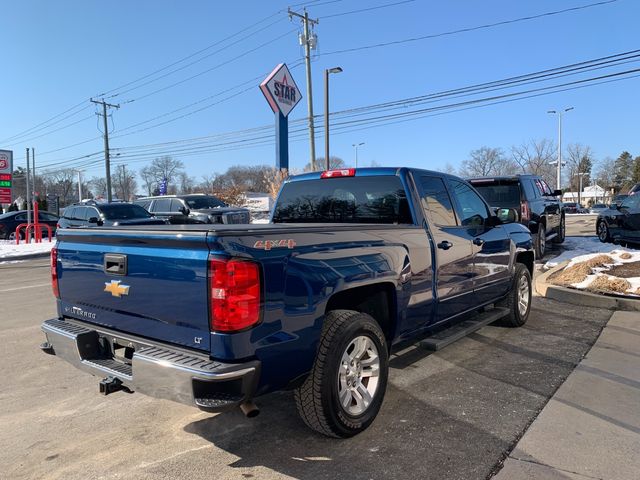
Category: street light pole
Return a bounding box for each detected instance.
[352,142,365,168]
[324,67,343,171]
[577,172,586,207]
[548,107,573,190]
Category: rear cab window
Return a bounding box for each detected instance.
[469,179,521,208]
[273,175,413,224]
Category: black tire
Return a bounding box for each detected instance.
[552,216,565,244]
[294,309,389,438]
[497,264,532,327]
[597,220,610,243]
[534,227,546,259]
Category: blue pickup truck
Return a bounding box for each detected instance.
[41,167,533,437]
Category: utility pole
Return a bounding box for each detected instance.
[77,170,83,202]
[91,98,120,202]
[288,8,318,170]
[548,107,573,190]
[26,148,31,223]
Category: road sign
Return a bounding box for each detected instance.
[0,150,13,204]
[260,63,302,118]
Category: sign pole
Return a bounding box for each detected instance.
[260,63,302,172]
[275,112,289,170]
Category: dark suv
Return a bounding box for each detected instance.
[468,175,564,258]
[58,202,167,229]
[134,194,250,224]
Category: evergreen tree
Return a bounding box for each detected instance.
[613,151,634,191]
[631,156,640,184]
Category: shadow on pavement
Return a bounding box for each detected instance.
[183,298,611,480]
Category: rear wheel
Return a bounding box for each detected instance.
[534,227,546,259]
[597,221,610,243]
[294,310,389,438]
[552,216,565,244]
[497,264,532,327]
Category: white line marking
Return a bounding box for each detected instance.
[0,283,51,293]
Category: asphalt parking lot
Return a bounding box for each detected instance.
[565,213,597,237]
[0,257,613,480]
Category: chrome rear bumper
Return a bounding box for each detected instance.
[41,318,259,412]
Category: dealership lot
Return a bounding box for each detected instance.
[0,256,613,480]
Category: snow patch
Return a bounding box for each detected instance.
[545,236,638,268]
[0,239,55,261]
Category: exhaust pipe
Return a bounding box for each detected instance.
[240,400,260,418]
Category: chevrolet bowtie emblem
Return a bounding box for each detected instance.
[104,280,130,298]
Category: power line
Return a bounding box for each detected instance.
[321,0,416,19]
[319,0,619,57]
[0,100,89,144]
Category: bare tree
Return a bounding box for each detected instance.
[139,166,155,196]
[565,144,594,192]
[304,156,345,172]
[459,147,517,177]
[89,176,108,199]
[199,174,218,194]
[264,168,290,199]
[511,139,557,187]
[112,167,138,201]
[139,156,184,194]
[178,172,197,194]
[44,169,77,206]
[593,157,617,191]
[442,163,457,175]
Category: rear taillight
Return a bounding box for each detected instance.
[520,201,530,222]
[51,247,60,298]
[208,257,261,332]
[321,168,355,178]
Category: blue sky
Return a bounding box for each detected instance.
[1,0,638,185]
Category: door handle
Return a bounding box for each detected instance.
[473,238,485,246]
[437,240,453,250]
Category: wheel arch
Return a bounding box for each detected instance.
[325,282,397,348]
[515,250,534,276]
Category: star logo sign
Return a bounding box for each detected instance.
[104,280,130,298]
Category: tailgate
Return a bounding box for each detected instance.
[56,228,211,352]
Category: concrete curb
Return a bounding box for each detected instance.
[536,261,640,312]
[0,251,51,262]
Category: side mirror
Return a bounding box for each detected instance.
[88,217,99,224]
[180,206,190,215]
[553,189,562,197]
[496,207,518,224]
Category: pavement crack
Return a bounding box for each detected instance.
[509,455,604,480]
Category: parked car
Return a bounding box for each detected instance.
[468,174,564,259]
[596,193,640,244]
[562,202,586,214]
[0,210,59,240]
[42,167,534,438]
[589,203,609,215]
[134,194,250,225]
[57,201,167,228]
[611,194,629,207]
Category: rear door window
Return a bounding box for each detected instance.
[418,176,457,226]
[153,198,172,213]
[169,199,185,213]
[63,207,76,219]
